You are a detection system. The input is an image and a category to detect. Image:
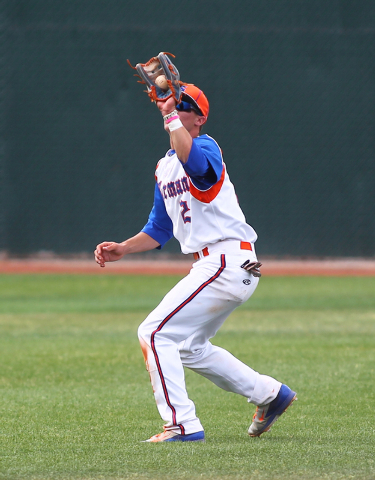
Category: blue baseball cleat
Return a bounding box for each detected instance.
[144,430,205,443]
[248,384,297,437]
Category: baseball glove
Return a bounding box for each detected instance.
[127,52,182,103]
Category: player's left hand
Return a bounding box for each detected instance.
[94,241,126,267]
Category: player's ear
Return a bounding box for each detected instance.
[195,116,207,127]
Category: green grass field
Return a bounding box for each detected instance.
[0,274,374,480]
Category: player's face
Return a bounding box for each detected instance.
[177,110,201,133]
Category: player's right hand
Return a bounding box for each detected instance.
[157,96,177,117]
[94,241,125,267]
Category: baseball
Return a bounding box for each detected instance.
[155,75,168,91]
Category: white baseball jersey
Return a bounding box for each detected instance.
[142,134,257,253]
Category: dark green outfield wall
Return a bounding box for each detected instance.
[0,1,374,257]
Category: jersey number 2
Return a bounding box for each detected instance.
[180,201,191,224]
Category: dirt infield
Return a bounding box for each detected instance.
[0,256,374,276]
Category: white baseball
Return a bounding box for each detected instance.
[155,75,168,91]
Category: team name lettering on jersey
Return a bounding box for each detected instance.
[158,176,190,200]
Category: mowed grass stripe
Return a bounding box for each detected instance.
[0,275,374,313]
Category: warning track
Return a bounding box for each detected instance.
[0,257,374,276]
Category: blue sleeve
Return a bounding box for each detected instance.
[182,136,224,189]
[141,182,173,248]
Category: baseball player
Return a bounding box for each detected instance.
[94,71,296,442]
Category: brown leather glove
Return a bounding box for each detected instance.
[128,52,182,103]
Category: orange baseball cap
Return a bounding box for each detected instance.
[180,84,209,118]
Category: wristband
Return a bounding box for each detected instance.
[163,110,178,122]
[168,117,183,132]
[165,115,179,124]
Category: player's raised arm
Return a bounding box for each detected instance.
[157,98,193,163]
[156,88,208,163]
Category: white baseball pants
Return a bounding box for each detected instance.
[138,244,281,435]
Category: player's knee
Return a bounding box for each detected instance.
[137,321,151,346]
